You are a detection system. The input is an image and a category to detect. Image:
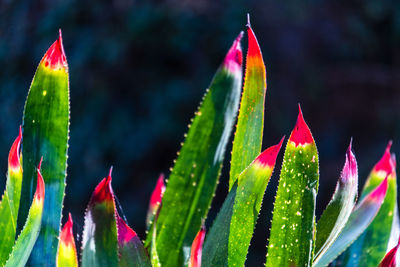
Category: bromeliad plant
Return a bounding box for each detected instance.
[0,17,398,267]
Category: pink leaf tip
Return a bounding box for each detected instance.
[8,126,22,172]
[255,136,285,168]
[149,173,166,209]
[223,32,243,73]
[35,160,45,202]
[374,141,396,177]
[60,213,75,247]
[379,234,400,267]
[116,213,138,244]
[41,29,68,70]
[91,167,114,204]
[189,225,206,267]
[341,139,358,183]
[369,176,389,203]
[289,104,314,146]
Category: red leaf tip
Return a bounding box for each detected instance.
[246,20,265,68]
[60,213,75,247]
[374,141,395,177]
[369,176,389,203]
[41,30,67,70]
[35,161,45,203]
[116,214,138,244]
[255,136,285,168]
[8,126,22,172]
[150,173,166,208]
[289,105,314,146]
[189,225,206,267]
[91,168,114,204]
[223,32,243,73]
[341,139,358,183]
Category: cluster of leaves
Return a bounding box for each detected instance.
[0,18,399,267]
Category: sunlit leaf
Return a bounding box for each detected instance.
[338,142,397,266]
[203,138,283,266]
[56,213,78,267]
[314,176,389,267]
[145,33,244,266]
[266,106,319,267]
[314,141,358,262]
[0,128,23,263]
[229,17,267,190]
[81,169,118,267]
[19,30,70,265]
[4,161,45,267]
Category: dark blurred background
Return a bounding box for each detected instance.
[0,0,400,265]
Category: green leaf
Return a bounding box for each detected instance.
[81,171,118,267]
[202,139,283,266]
[18,31,70,265]
[0,129,23,264]
[336,142,397,266]
[151,224,161,267]
[117,214,151,267]
[314,176,389,267]
[314,142,358,262]
[145,33,244,266]
[5,163,45,267]
[266,107,319,267]
[229,19,267,190]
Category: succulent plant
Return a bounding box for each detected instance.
[0,16,398,267]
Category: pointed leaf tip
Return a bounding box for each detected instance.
[342,140,358,183]
[41,30,67,70]
[255,136,285,168]
[116,214,138,244]
[8,126,22,172]
[150,173,166,208]
[91,170,114,204]
[189,226,206,267]
[374,141,395,176]
[60,213,75,247]
[223,32,243,73]
[289,105,314,146]
[369,176,389,203]
[246,22,264,64]
[35,162,45,203]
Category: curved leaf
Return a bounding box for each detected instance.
[314,176,389,267]
[338,142,397,266]
[203,139,283,266]
[379,234,400,267]
[0,128,23,263]
[314,141,358,262]
[5,162,45,267]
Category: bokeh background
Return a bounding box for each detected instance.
[1,0,400,265]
